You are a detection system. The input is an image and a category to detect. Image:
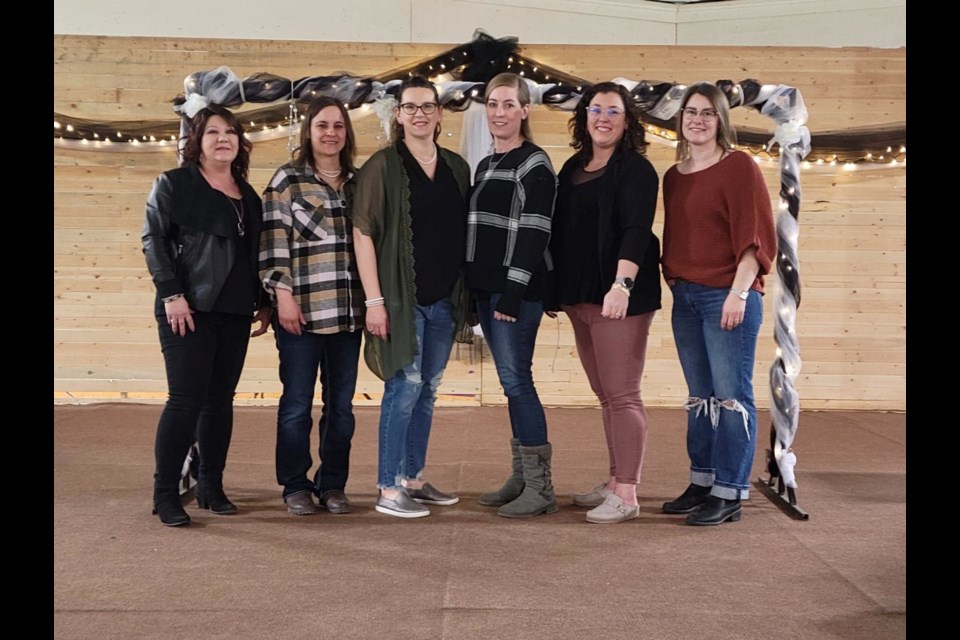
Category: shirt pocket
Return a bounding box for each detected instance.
[291,195,332,243]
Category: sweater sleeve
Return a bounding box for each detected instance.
[727,154,776,279]
[496,150,558,317]
[615,154,659,268]
[258,167,296,297]
[141,173,184,299]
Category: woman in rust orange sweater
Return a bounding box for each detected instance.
[660,82,777,526]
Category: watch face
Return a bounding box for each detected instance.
[623,277,634,290]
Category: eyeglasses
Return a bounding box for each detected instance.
[587,106,624,118]
[681,107,718,121]
[399,102,438,115]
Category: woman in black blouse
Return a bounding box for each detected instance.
[549,82,661,524]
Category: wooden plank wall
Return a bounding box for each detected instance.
[53,36,906,410]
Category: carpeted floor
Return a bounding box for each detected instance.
[54,404,905,640]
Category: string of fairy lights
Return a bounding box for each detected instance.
[52,32,906,171]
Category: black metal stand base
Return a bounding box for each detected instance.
[755,445,809,520]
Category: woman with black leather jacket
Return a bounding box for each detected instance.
[141,104,271,526]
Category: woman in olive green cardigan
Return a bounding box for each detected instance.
[352,76,472,519]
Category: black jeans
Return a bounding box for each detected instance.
[153,311,251,494]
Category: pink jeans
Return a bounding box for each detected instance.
[562,304,655,485]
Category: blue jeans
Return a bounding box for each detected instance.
[670,281,763,500]
[378,298,456,489]
[475,293,548,446]
[274,325,361,498]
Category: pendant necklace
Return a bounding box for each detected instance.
[222,193,245,237]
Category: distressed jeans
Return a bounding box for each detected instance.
[377,298,456,489]
[670,281,763,500]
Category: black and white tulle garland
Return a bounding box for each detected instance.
[52,31,905,169]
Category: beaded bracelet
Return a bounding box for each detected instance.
[364,297,385,308]
[161,294,184,303]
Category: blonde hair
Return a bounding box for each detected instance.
[484,72,533,142]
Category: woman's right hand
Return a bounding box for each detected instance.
[366,306,390,341]
[164,297,195,337]
[276,291,307,335]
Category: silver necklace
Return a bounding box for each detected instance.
[317,167,342,178]
[222,193,245,237]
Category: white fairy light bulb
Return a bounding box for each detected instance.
[54,121,61,129]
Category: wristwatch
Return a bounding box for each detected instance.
[613,277,635,291]
[730,287,750,301]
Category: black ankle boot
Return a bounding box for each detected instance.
[153,492,191,527]
[685,496,742,526]
[662,483,711,514]
[196,479,237,515]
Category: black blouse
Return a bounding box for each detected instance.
[398,141,467,306]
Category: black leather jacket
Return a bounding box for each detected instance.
[141,163,264,313]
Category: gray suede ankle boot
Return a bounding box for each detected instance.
[478,438,524,507]
[498,442,559,518]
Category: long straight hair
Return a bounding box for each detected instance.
[293,96,358,174]
[674,82,737,162]
[484,72,533,143]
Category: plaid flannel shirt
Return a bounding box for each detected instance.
[259,162,363,334]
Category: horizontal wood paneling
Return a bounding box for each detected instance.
[53,36,906,410]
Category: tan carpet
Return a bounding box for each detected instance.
[54,405,905,640]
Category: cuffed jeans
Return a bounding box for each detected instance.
[378,298,456,489]
[275,325,361,499]
[670,281,763,500]
[476,293,548,446]
[154,311,250,494]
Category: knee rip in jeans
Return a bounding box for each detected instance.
[717,397,750,441]
[683,396,750,440]
[402,369,425,389]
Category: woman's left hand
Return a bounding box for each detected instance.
[721,292,747,330]
[601,289,629,320]
[251,307,272,337]
[493,311,517,323]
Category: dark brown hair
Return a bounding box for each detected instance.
[389,75,442,145]
[568,82,647,165]
[293,96,358,173]
[180,105,253,180]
